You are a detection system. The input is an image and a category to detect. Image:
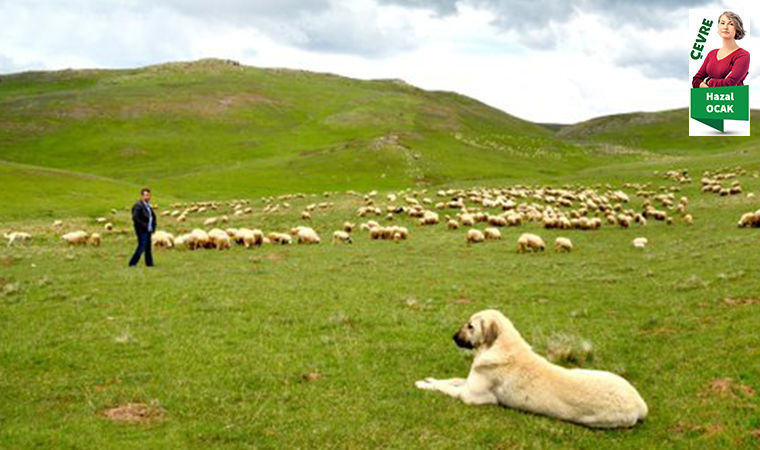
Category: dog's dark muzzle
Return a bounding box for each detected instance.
[453,330,473,349]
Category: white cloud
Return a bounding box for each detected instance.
[0,0,757,123]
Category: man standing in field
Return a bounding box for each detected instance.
[129,188,156,267]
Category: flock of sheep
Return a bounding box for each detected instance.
[3,168,759,251]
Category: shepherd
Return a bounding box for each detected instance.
[129,188,157,267]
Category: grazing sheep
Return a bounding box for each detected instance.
[460,213,475,227]
[88,233,102,247]
[332,230,353,244]
[390,226,409,241]
[4,232,31,246]
[208,229,231,250]
[301,211,312,221]
[370,226,384,240]
[104,222,114,231]
[737,210,760,228]
[62,231,89,246]
[291,226,321,244]
[268,232,292,245]
[189,229,211,250]
[203,217,218,226]
[152,231,175,249]
[554,237,573,252]
[419,211,440,226]
[632,237,648,249]
[343,221,355,232]
[95,217,107,224]
[467,229,485,244]
[52,220,63,229]
[683,214,694,225]
[617,215,631,228]
[517,233,545,253]
[236,229,264,248]
[484,227,502,240]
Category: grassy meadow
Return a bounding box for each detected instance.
[1,60,760,449]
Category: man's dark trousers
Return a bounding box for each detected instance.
[129,231,153,267]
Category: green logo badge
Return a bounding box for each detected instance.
[690,85,749,132]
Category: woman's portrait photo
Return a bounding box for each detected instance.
[691,11,750,88]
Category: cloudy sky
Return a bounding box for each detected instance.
[0,0,757,123]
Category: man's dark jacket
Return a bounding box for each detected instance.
[132,201,157,233]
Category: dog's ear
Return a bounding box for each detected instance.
[482,319,500,347]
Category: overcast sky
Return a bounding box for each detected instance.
[0,0,757,123]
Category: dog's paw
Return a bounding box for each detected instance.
[415,379,436,390]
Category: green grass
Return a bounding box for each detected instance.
[0,59,666,220]
[1,59,760,449]
[556,108,760,153]
[2,153,760,449]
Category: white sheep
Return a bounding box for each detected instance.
[738,210,760,228]
[467,229,485,244]
[88,233,102,247]
[208,229,231,250]
[62,231,89,246]
[152,231,175,249]
[632,237,648,249]
[460,213,475,227]
[104,222,114,231]
[332,230,353,244]
[203,217,218,226]
[4,232,31,246]
[419,211,439,226]
[236,229,264,248]
[174,233,191,249]
[517,233,545,253]
[189,229,211,250]
[290,226,321,244]
[554,237,573,252]
[390,226,408,241]
[484,227,502,240]
[267,232,292,245]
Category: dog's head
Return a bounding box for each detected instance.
[453,310,518,350]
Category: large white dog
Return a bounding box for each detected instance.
[415,310,648,428]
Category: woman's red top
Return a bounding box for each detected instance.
[691,48,750,88]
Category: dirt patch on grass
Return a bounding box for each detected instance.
[672,422,725,437]
[101,402,166,423]
[722,297,760,306]
[301,372,322,383]
[701,378,756,399]
[0,256,20,267]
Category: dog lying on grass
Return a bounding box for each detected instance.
[415,310,648,428]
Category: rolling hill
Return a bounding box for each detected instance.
[0,58,757,218]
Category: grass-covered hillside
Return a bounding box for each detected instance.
[2,59,760,449]
[0,59,596,219]
[556,108,760,153]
